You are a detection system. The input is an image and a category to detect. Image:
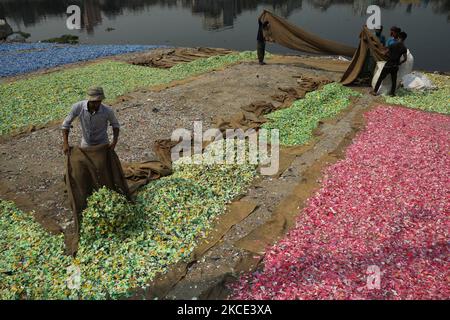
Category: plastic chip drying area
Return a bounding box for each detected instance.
[0,43,448,300]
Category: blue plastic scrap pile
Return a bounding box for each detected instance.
[0,43,166,77]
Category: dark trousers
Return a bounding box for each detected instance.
[374,65,399,95]
[257,40,266,63]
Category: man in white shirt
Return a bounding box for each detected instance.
[62,87,120,154]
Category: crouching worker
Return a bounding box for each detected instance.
[61,87,130,256]
[62,87,120,152]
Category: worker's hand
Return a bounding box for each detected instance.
[109,141,117,151]
[63,143,70,155]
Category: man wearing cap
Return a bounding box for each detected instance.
[62,87,120,154]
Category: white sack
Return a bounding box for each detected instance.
[372,49,414,95]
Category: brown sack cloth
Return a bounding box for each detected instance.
[153,138,216,170]
[64,145,131,255]
[213,102,276,132]
[154,139,180,168]
[259,10,356,57]
[130,47,234,69]
[122,161,172,194]
[65,145,172,255]
[273,75,333,104]
[341,26,388,85]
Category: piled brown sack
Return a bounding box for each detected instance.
[130,47,234,69]
[341,26,388,85]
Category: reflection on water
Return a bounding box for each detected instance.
[1,0,449,70]
[1,0,448,32]
[2,0,301,32]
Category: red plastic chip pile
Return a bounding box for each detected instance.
[231,106,449,300]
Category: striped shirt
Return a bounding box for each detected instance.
[62,100,120,147]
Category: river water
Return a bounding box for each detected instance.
[1,0,449,71]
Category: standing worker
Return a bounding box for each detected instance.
[61,87,125,255]
[257,17,269,65]
[371,32,408,97]
[375,25,386,46]
[386,26,401,47]
[62,87,120,153]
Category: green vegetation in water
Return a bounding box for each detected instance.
[43,34,79,44]
[14,31,31,39]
